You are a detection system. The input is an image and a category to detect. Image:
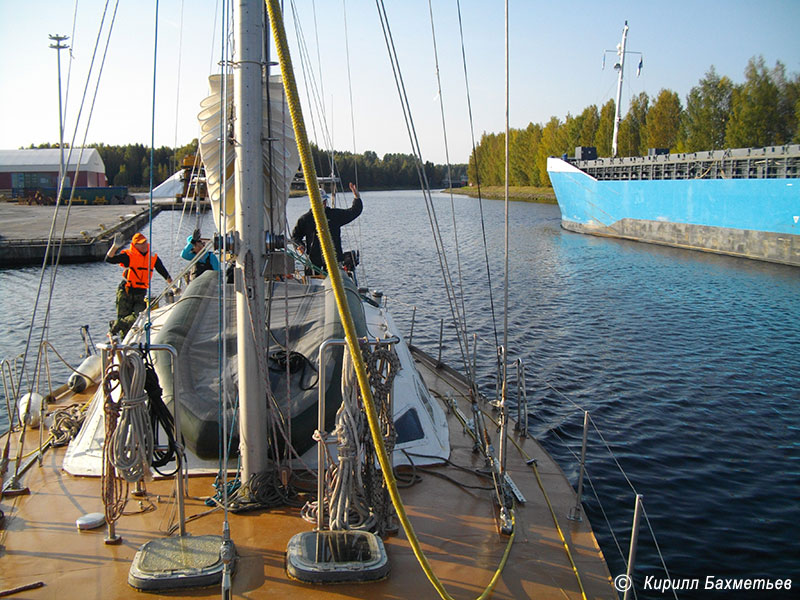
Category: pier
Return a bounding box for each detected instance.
[0,203,162,267]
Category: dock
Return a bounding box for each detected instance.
[0,203,162,267]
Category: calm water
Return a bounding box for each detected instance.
[1,190,798,598]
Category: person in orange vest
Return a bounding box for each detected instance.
[106,232,172,336]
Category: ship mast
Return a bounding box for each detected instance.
[611,21,629,158]
[234,0,269,481]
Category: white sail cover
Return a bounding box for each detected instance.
[197,74,299,234]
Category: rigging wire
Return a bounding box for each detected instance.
[455,0,499,352]
[145,0,161,347]
[63,0,80,137]
[287,0,365,284]
[288,1,329,162]
[373,0,470,377]
[168,0,187,271]
[342,0,358,190]
[265,0,296,471]
[502,0,510,414]
[339,0,368,286]
[426,0,469,374]
[16,0,120,416]
[218,0,232,531]
[310,0,332,166]
[172,0,186,171]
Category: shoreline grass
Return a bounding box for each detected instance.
[443,185,557,204]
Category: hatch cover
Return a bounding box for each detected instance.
[286,530,389,583]
[128,534,234,591]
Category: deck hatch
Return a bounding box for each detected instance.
[286,530,389,583]
[128,534,233,590]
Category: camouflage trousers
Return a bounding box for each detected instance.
[110,283,147,337]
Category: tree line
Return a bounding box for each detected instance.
[27,140,466,191]
[307,145,466,190]
[469,56,800,187]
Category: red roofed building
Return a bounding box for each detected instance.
[0,148,107,194]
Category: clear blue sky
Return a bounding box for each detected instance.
[1,0,799,165]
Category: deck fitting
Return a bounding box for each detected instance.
[128,534,231,590]
[286,530,389,583]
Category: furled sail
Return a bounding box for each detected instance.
[197,74,299,234]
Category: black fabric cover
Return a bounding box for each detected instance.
[152,270,368,460]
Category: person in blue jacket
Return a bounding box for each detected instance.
[181,228,220,281]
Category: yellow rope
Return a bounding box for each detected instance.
[484,410,589,600]
[264,2,512,598]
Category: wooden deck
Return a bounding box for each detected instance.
[1,350,615,599]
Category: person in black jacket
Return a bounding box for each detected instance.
[291,182,362,272]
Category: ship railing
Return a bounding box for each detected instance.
[1,355,25,434]
[574,143,800,182]
[2,337,83,438]
[542,381,678,600]
[383,297,678,600]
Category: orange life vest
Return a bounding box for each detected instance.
[120,247,158,290]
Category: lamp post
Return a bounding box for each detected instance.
[49,34,69,197]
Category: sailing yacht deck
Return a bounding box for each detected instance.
[1,349,615,600]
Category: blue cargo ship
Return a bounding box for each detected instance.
[547,145,800,267]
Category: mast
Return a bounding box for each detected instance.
[611,21,629,158]
[235,0,269,481]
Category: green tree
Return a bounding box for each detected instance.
[562,113,583,157]
[617,92,649,157]
[646,89,682,151]
[536,117,566,186]
[578,105,600,147]
[509,124,541,186]
[113,164,129,186]
[595,99,615,156]
[681,67,733,151]
[774,64,799,144]
[795,96,800,142]
[726,57,786,147]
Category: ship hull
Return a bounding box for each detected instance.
[547,157,800,266]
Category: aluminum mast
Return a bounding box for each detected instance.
[234,0,269,482]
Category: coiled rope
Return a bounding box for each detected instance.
[102,359,127,526]
[110,350,154,483]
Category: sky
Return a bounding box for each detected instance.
[1,0,799,166]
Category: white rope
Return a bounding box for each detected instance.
[329,347,368,530]
[110,350,153,483]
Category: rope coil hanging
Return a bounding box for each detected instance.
[326,342,400,534]
[110,350,154,483]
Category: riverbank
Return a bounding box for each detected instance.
[290,185,557,203]
[445,185,557,203]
